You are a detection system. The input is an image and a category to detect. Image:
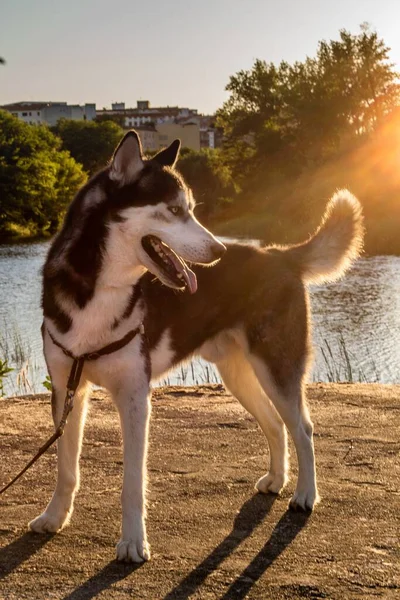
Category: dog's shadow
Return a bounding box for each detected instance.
[61,560,142,600]
[163,493,310,600]
[1,494,309,600]
[0,528,141,600]
[63,493,279,600]
[0,531,54,580]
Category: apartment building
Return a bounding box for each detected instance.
[134,122,200,153]
[100,101,221,150]
[1,101,96,125]
[97,100,199,129]
[135,125,159,152]
[157,121,200,151]
[2,99,221,151]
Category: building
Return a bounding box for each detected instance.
[197,115,223,149]
[135,124,159,153]
[99,100,221,150]
[1,102,45,125]
[1,99,221,150]
[157,121,200,151]
[1,101,96,125]
[97,100,199,129]
[133,122,200,153]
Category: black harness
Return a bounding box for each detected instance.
[47,325,144,396]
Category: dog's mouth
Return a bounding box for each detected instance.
[141,235,197,294]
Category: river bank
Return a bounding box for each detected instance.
[1,383,399,599]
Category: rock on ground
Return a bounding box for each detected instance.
[0,384,399,599]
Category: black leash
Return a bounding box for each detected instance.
[0,324,144,496]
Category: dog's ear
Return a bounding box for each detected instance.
[110,130,144,183]
[152,139,181,168]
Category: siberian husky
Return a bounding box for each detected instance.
[29,131,363,562]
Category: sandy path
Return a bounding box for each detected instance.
[1,384,399,599]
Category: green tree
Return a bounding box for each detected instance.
[278,26,400,163]
[0,110,86,238]
[217,26,400,176]
[212,26,400,255]
[177,148,237,218]
[52,119,124,174]
[95,112,126,127]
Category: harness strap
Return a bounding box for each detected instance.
[48,324,144,362]
[67,357,85,391]
[0,392,73,495]
[0,323,145,496]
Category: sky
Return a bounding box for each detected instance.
[1,0,400,115]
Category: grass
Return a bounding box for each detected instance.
[314,333,384,384]
[0,325,43,396]
[0,323,390,398]
[158,358,222,388]
[0,358,13,396]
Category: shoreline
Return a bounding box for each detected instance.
[0,233,51,246]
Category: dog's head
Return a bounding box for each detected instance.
[104,131,226,293]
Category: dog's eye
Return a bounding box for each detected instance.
[168,206,182,216]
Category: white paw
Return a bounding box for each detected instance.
[29,510,69,533]
[255,471,288,495]
[116,537,151,563]
[289,487,320,512]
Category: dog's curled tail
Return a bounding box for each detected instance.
[288,189,364,284]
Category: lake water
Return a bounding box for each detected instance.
[0,241,399,395]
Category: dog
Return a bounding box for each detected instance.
[29,130,363,562]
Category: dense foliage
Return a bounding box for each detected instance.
[212,26,400,253]
[0,111,86,239]
[177,148,237,219]
[52,119,124,175]
[217,27,399,177]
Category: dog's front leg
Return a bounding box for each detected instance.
[113,378,151,563]
[29,379,90,533]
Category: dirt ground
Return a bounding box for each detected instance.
[0,384,399,600]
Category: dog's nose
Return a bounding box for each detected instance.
[212,241,227,260]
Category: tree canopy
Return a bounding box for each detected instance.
[177,148,237,219]
[52,119,124,174]
[0,111,86,238]
[211,26,400,253]
[217,26,400,182]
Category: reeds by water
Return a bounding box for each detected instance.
[0,326,386,397]
[0,324,42,396]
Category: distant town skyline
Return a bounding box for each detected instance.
[1,0,400,115]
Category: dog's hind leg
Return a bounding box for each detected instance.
[243,277,319,511]
[218,354,288,495]
[201,337,288,495]
[249,355,319,511]
[29,379,90,533]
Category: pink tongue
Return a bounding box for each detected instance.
[162,244,198,294]
[183,268,198,294]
